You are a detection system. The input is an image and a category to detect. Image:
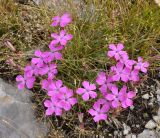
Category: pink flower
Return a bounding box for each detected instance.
[77,81,97,101]
[41,78,54,91]
[119,85,136,108]
[120,57,136,69]
[107,43,128,61]
[57,87,77,111]
[111,62,130,82]
[47,63,58,79]
[39,63,58,79]
[16,75,35,90]
[88,99,110,122]
[44,98,62,116]
[123,68,140,82]
[49,44,64,60]
[96,72,115,95]
[96,72,107,85]
[38,64,49,76]
[31,50,51,67]
[51,30,73,46]
[24,64,39,77]
[47,80,63,97]
[105,86,121,108]
[134,57,149,73]
[51,13,72,27]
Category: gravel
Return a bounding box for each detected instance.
[145,120,157,129]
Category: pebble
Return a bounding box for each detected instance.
[125,134,132,138]
[130,105,134,110]
[125,134,137,138]
[153,116,160,124]
[156,89,160,95]
[123,124,131,135]
[137,129,159,138]
[142,93,149,99]
[145,120,157,129]
[132,134,137,138]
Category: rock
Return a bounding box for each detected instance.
[130,105,134,110]
[32,0,41,5]
[123,124,131,135]
[0,79,47,138]
[145,120,157,129]
[137,129,159,138]
[156,89,160,95]
[132,134,137,138]
[125,134,137,138]
[154,0,160,7]
[142,94,149,99]
[153,116,160,124]
[125,134,132,138]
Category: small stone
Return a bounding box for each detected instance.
[114,131,118,136]
[153,116,160,124]
[130,105,134,110]
[142,94,149,99]
[145,120,157,129]
[123,124,131,135]
[137,129,159,138]
[125,134,132,138]
[156,89,160,95]
[132,134,137,138]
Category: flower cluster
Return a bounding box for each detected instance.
[83,43,149,122]
[16,13,149,123]
[16,13,77,116]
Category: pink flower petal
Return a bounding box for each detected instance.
[77,88,85,94]
[60,39,67,45]
[44,100,52,107]
[82,81,90,89]
[46,108,54,116]
[112,100,119,108]
[127,91,136,98]
[105,94,115,101]
[55,108,62,116]
[16,75,24,82]
[109,44,116,50]
[34,49,42,57]
[68,98,77,105]
[111,86,118,95]
[51,33,59,39]
[63,102,71,111]
[26,77,35,89]
[112,75,120,81]
[60,13,72,27]
[88,109,97,116]
[126,99,133,106]
[89,91,97,98]
[56,80,63,88]
[82,93,89,101]
[18,83,25,90]
[107,51,116,58]
[89,84,96,90]
[101,104,110,113]
[117,43,124,50]
[65,34,73,41]
[51,16,60,26]
[96,72,106,85]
